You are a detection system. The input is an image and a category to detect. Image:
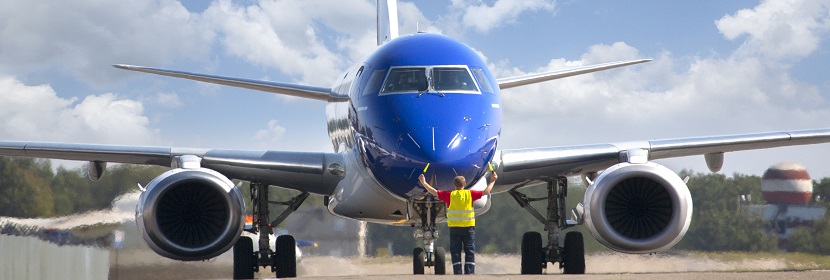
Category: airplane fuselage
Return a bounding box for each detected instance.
[325,33,502,224]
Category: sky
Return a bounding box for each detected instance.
[1,0,829,179]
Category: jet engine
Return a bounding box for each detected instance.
[136,168,245,261]
[583,162,692,253]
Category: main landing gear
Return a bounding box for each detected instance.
[410,197,446,275]
[509,177,585,275]
[233,182,309,279]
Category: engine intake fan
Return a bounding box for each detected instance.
[136,168,245,261]
[583,162,692,253]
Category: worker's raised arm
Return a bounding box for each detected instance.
[482,172,498,196]
[418,174,439,196]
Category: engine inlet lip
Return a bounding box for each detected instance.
[586,162,692,253]
[139,168,244,260]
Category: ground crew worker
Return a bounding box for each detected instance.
[418,171,498,275]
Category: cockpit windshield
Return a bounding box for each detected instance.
[433,68,477,91]
[379,66,481,95]
[381,68,428,93]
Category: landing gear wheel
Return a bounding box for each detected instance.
[233,236,255,279]
[562,231,585,274]
[413,247,425,274]
[273,235,297,278]
[434,247,446,275]
[521,231,544,274]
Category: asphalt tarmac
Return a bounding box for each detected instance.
[107,251,828,280]
[294,271,830,280]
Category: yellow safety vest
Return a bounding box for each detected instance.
[447,190,475,227]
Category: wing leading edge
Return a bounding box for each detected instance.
[497,59,651,90]
[492,129,830,193]
[113,64,343,102]
[0,141,343,195]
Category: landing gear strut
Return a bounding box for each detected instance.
[233,182,309,279]
[509,177,585,274]
[410,197,446,275]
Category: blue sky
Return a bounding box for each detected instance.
[1,0,829,178]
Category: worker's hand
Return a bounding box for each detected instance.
[490,171,498,182]
[418,174,426,185]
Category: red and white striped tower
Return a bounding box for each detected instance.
[761,162,813,205]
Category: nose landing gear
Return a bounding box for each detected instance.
[410,197,446,275]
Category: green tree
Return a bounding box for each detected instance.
[786,203,830,254]
[677,208,777,251]
[675,171,777,252]
[50,167,89,215]
[813,178,830,206]
[0,157,54,217]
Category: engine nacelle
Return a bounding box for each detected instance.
[136,168,245,261]
[583,162,692,253]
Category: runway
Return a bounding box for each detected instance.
[107,250,828,280]
[297,271,830,280]
[2,230,824,280]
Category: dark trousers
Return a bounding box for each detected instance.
[449,226,475,274]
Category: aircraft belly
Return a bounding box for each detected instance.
[327,148,410,224]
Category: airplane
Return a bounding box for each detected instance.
[2,0,830,278]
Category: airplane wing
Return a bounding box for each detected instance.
[113,64,346,102]
[491,129,830,192]
[0,141,343,195]
[497,59,651,90]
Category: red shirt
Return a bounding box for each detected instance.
[437,189,484,206]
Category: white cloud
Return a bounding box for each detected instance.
[493,0,830,176]
[0,0,214,86]
[716,0,830,61]
[455,0,555,33]
[152,92,182,108]
[0,76,160,145]
[397,1,442,35]
[201,0,376,85]
[252,119,287,149]
[499,41,828,146]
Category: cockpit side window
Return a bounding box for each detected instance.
[433,68,478,91]
[381,68,427,93]
[363,69,386,96]
[471,68,495,94]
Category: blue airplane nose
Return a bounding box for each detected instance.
[359,90,501,198]
[374,124,496,196]
[403,126,474,163]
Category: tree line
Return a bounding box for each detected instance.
[3,156,830,254]
[0,157,167,218]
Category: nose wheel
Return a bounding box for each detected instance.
[410,197,446,275]
[413,245,446,275]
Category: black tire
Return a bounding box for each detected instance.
[233,236,255,279]
[413,247,425,274]
[521,231,544,274]
[273,235,297,278]
[562,231,585,274]
[434,247,446,275]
